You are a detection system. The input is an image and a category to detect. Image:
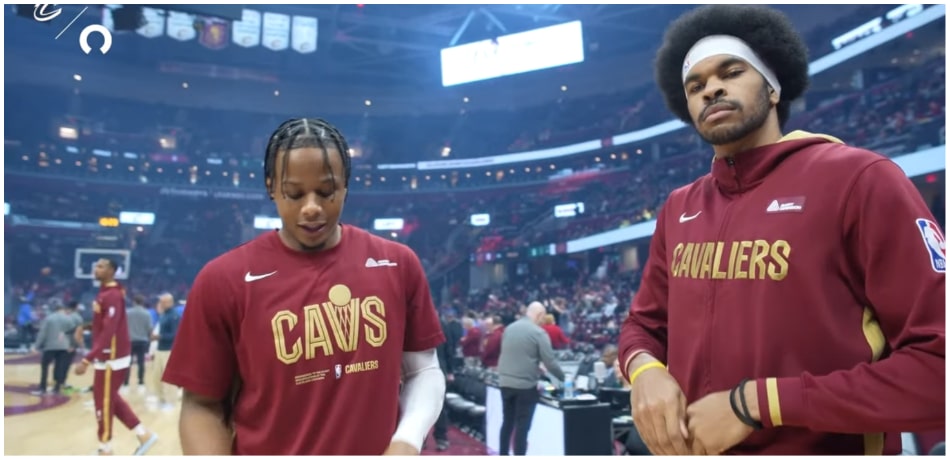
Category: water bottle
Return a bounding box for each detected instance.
[563,374,575,399]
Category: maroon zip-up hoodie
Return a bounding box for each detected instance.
[618,131,945,454]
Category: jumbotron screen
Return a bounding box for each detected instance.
[440,20,585,87]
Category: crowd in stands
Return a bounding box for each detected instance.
[5,50,943,202]
[802,59,945,152]
[5,4,941,169]
[445,262,642,369]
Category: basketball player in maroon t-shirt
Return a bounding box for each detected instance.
[162,118,447,455]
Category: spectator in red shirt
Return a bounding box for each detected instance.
[459,317,483,365]
[480,316,505,368]
[542,314,570,349]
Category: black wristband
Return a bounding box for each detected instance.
[728,384,745,423]
[737,379,764,430]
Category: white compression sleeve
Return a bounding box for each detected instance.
[391,349,446,452]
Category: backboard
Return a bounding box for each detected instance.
[74,248,131,280]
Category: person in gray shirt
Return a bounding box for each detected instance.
[496,302,565,455]
[125,294,153,390]
[32,299,80,394]
[60,301,85,391]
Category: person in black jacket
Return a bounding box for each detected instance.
[431,318,457,451]
[443,312,464,355]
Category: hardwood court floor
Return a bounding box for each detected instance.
[4,354,182,456]
[5,353,487,456]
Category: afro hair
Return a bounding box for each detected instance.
[655,5,810,128]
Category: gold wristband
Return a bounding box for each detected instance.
[629,361,666,386]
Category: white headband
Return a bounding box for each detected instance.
[681,35,781,96]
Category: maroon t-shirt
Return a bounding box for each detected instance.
[480,327,504,367]
[163,225,445,455]
[460,327,482,357]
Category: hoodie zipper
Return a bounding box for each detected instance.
[702,156,741,394]
[725,156,741,191]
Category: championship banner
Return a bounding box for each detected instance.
[166,11,197,42]
[199,18,230,50]
[291,15,318,54]
[262,12,290,51]
[136,7,165,39]
[233,9,262,48]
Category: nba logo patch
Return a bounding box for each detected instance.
[335,364,342,379]
[915,218,946,273]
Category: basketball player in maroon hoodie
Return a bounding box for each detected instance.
[75,258,158,455]
[618,5,945,455]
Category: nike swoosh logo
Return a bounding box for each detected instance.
[244,271,277,282]
[679,211,701,223]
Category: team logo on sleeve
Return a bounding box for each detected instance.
[915,218,946,273]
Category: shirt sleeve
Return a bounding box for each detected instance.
[618,205,672,380]
[84,289,125,362]
[391,349,445,451]
[756,159,945,433]
[162,261,239,400]
[401,246,446,352]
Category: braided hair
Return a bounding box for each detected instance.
[263,118,352,199]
